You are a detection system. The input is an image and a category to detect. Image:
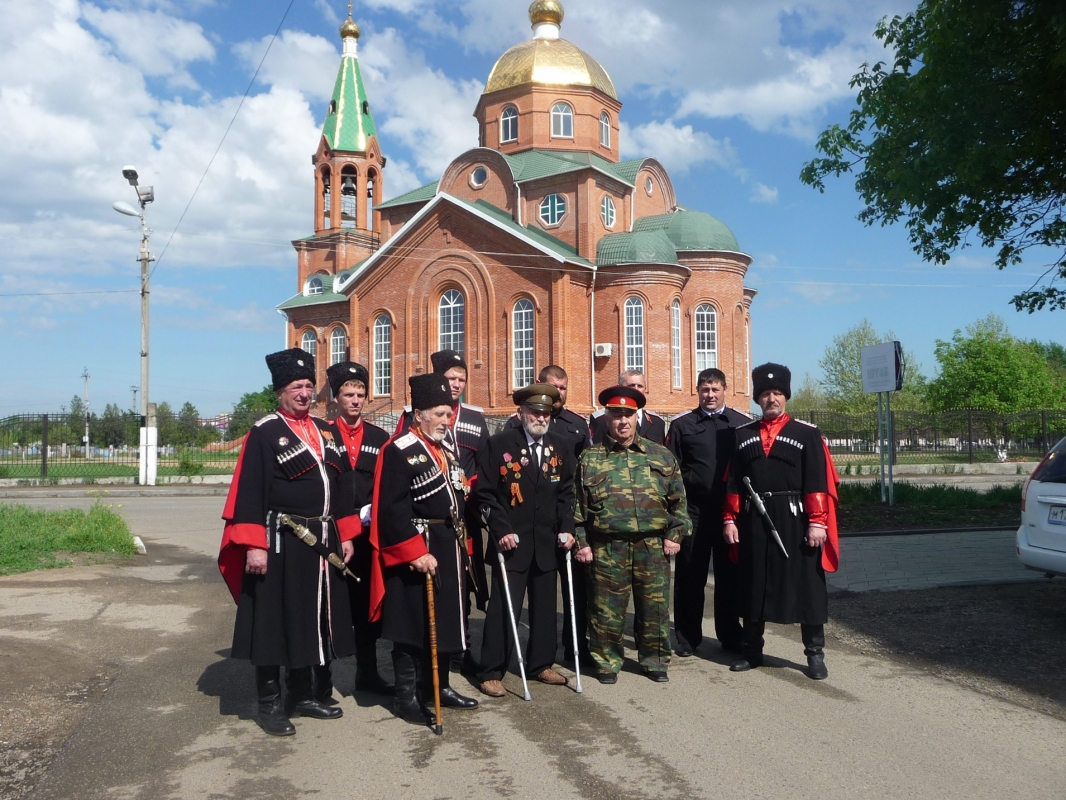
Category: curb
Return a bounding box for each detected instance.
[839,525,1017,538]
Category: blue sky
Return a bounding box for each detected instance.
[0,0,1059,416]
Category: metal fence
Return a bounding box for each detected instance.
[794,409,1066,464]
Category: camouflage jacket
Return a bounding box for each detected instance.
[574,433,692,548]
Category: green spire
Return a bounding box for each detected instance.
[321,35,376,152]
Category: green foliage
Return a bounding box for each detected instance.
[838,481,1021,509]
[0,502,136,575]
[787,372,828,418]
[178,453,205,477]
[228,385,278,439]
[800,0,1066,312]
[927,314,1065,411]
[818,319,926,413]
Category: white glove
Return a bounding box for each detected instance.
[360,504,372,526]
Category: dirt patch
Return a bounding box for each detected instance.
[828,579,1066,719]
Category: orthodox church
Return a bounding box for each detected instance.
[278,1,756,417]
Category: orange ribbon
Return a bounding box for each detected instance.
[510,482,524,506]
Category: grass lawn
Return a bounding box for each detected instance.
[0,503,138,575]
[837,482,1022,532]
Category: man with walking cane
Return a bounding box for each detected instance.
[476,384,576,699]
[369,374,479,729]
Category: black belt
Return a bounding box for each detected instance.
[757,491,801,499]
[280,513,334,526]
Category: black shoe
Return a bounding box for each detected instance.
[807,653,829,680]
[255,666,295,737]
[392,651,431,726]
[290,699,343,719]
[439,686,479,709]
[644,670,669,683]
[429,659,478,710]
[729,656,763,672]
[674,641,694,658]
[596,671,617,685]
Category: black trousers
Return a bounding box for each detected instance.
[347,533,382,653]
[674,511,742,649]
[479,559,558,682]
[741,619,825,657]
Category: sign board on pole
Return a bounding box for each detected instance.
[861,341,905,394]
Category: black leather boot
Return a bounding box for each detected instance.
[312,663,336,704]
[730,619,765,672]
[255,666,295,737]
[286,667,343,719]
[422,655,478,718]
[355,646,395,696]
[393,650,431,725]
[802,624,829,680]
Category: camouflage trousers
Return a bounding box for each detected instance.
[588,535,672,673]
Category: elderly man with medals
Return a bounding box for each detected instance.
[476,383,576,698]
[370,374,480,727]
[217,348,360,737]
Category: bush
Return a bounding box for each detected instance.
[178,454,205,477]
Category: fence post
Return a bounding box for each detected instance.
[41,413,49,480]
[967,409,974,464]
[1042,410,1049,455]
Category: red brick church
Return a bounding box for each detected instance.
[278,1,756,417]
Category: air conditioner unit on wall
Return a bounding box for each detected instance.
[594,343,613,358]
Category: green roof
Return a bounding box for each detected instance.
[462,198,592,266]
[596,230,679,266]
[611,159,645,184]
[376,180,439,209]
[277,290,347,310]
[503,150,636,186]
[321,53,376,152]
[633,210,740,252]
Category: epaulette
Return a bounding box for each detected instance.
[672,409,694,419]
[737,419,760,431]
[793,419,818,428]
[591,408,605,419]
[647,410,665,421]
[402,405,412,413]
[461,402,484,413]
[733,409,753,419]
[254,414,278,427]
[393,432,419,450]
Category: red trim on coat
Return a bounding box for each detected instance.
[218,522,266,604]
[381,535,430,567]
[819,439,841,573]
[804,492,829,527]
[336,514,363,543]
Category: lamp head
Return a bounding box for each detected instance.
[112,201,139,217]
[122,166,139,186]
[136,185,154,205]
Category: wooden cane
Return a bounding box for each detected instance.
[425,573,443,735]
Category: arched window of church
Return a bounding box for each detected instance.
[374,315,392,396]
[366,172,376,233]
[600,112,611,147]
[695,303,718,371]
[341,166,357,229]
[438,289,465,356]
[501,106,518,143]
[601,195,616,228]
[301,330,317,359]
[306,276,324,296]
[671,299,682,389]
[329,327,346,366]
[539,194,566,226]
[624,297,645,372]
[321,169,331,229]
[512,298,535,389]
[551,103,573,138]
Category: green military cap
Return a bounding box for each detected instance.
[512,382,560,412]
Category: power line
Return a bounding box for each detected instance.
[148,0,298,282]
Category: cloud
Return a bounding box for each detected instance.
[621,120,734,174]
[750,182,779,204]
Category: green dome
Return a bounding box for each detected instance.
[633,210,740,252]
[596,230,678,266]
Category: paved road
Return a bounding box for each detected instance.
[1,494,1063,800]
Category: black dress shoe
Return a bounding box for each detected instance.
[290,699,343,719]
[644,670,669,683]
[729,656,763,672]
[439,686,479,709]
[807,653,829,680]
[256,699,296,737]
[674,641,694,658]
[596,671,617,685]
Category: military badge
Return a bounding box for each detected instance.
[407,456,420,465]
[520,457,530,466]
[278,436,289,446]
[419,454,428,463]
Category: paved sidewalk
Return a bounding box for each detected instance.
[829,529,1040,593]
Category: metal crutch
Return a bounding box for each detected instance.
[497,548,532,701]
[564,547,583,693]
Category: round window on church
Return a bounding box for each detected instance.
[645,177,654,196]
[471,167,488,188]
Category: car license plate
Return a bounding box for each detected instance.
[1050,505,1066,526]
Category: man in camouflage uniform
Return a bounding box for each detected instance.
[574,386,691,684]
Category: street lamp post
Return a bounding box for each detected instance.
[114,166,156,485]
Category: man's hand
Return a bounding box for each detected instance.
[341,540,355,563]
[807,525,827,548]
[557,533,575,550]
[575,546,593,564]
[723,522,739,545]
[410,553,438,574]
[663,539,681,557]
[245,547,268,575]
[498,533,519,552]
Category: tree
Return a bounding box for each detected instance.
[800,0,1066,312]
[818,319,927,413]
[93,403,132,447]
[228,386,278,439]
[155,402,178,447]
[926,314,1064,410]
[176,402,201,446]
[787,372,829,418]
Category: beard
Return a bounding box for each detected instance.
[522,417,549,438]
[428,427,448,442]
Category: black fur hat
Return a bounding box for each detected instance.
[409,373,452,410]
[430,349,467,374]
[752,363,791,400]
[327,361,369,398]
[266,348,316,391]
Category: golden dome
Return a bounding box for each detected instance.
[485,37,617,100]
[339,16,360,40]
[529,0,564,26]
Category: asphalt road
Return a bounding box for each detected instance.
[2,494,1064,799]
